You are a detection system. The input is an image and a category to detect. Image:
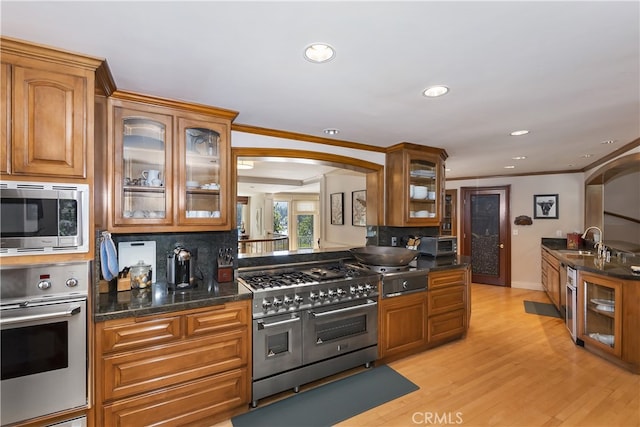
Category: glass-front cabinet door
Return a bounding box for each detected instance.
[386,144,446,226]
[581,272,622,357]
[177,117,228,226]
[408,157,438,222]
[113,107,173,226]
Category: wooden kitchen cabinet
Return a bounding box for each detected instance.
[427,267,469,345]
[378,291,427,360]
[541,248,561,310]
[102,91,238,232]
[94,300,251,426]
[575,270,640,374]
[1,37,103,180]
[385,142,448,226]
[378,266,470,362]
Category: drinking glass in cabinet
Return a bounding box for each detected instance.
[184,127,221,216]
[121,118,167,217]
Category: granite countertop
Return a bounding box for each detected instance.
[542,239,640,281]
[95,252,470,322]
[94,279,252,322]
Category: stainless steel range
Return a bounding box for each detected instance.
[238,259,380,407]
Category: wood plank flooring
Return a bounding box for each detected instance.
[221,284,640,427]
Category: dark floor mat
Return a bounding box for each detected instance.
[524,300,562,318]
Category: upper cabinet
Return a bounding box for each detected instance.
[101,91,238,233]
[385,143,448,226]
[1,37,104,180]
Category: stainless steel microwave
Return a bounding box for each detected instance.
[0,181,89,256]
[418,236,457,257]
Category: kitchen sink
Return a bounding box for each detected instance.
[558,250,594,256]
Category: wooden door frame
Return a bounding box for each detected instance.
[460,186,511,287]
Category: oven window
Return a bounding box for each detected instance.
[266,332,289,357]
[1,322,68,380]
[316,314,367,342]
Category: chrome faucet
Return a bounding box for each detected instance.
[581,226,606,259]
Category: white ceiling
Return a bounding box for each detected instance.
[2,1,639,184]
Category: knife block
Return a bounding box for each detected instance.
[216,264,233,283]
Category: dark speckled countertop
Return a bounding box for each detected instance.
[542,238,640,281]
[95,279,252,322]
[95,251,470,322]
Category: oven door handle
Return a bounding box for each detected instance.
[309,299,378,318]
[257,316,301,330]
[0,304,82,326]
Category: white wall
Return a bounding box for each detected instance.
[447,173,584,290]
[322,173,367,248]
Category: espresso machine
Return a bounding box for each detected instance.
[167,245,196,289]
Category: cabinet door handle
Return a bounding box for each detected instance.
[499,243,505,249]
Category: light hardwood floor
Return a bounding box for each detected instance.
[222,284,640,427]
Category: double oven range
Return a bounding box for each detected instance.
[0,262,89,426]
[239,260,381,407]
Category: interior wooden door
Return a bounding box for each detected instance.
[461,186,511,286]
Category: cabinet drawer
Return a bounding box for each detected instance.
[428,309,466,343]
[428,285,465,315]
[185,300,250,337]
[102,368,248,427]
[429,268,466,289]
[102,329,248,401]
[100,315,183,353]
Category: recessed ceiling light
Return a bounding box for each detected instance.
[323,128,340,135]
[304,43,335,63]
[445,168,451,172]
[601,139,616,144]
[512,156,527,160]
[422,85,449,98]
[237,160,254,170]
[581,154,593,158]
[504,165,515,169]
[510,130,529,136]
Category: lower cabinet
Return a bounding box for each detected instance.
[541,248,561,309]
[94,300,251,426]
[379,291,427,359]
[378,266,470,361]
[427,268,468,344]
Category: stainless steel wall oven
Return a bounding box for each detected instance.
[0,262,89,425]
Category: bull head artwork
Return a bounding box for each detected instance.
[537,200,555,216]
[534,195,558,219]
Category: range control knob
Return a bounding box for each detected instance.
[328,289,336,297]
[38,280,52,290]
[336,288,346,296]
[66,278,79,288]
[283,296,293,305]
[356,285,365,294]
[294,295,304,304]
[349,286,357,295]
[273,298,283,307]
[364,283,373,293]
[318,291,327,300]
[262,299,272,309]
[309,292,319,301]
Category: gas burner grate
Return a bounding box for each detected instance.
[240,271,318,289]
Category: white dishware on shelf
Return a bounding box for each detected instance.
[413,186,428,199]
[186,180,199,188]
[415,210,429,217]
[428,191,436,200]
[409,185,415,198]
